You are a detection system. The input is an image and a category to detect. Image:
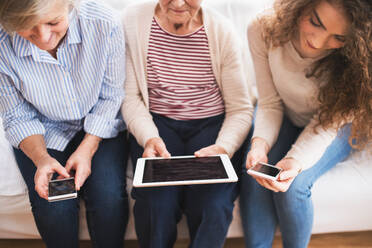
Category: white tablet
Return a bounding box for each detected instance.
[133,154,238,187]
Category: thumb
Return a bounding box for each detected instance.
[279,169,298,181]
[156,143,170,158]
[246,155,257,169]
[75,169,83,191]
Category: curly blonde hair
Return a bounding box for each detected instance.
[259,0,372,149]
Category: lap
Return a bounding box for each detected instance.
[14,130,128,205]
[82,131,129,201]
[131,114,237,210]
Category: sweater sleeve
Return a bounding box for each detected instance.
[285,115,338,170]
[121,46,160,148]
[248,20,284,149]
[215,22,254,157]
[120,8,160,148]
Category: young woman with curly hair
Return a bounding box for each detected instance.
[240,0,372,247]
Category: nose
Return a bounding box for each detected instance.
[172,0,185,8]
[32,25,52,43]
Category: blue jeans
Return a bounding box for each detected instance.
[13,130,129,248]
[240,115,352,248]
[130,113,251,248]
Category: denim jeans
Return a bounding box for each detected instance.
[130,113,251,248]
[13,130,129,248]
[240,115,352,248]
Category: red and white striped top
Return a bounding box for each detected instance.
[147,17,225,120]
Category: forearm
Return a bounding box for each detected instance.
[250,137,270,154]
[75,133,102,158]
[285,118,338,170]
[19,135,49,167]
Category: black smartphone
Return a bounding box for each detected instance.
[48,177,77,202]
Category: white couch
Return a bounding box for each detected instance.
[1,0,372,241]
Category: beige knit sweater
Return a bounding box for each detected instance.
[248,20,339,170]
[121,1,254,157]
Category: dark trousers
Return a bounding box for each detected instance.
[13,130,129,248]
[130,113,251,248]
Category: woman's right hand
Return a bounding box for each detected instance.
[34,155,70,200]
[142,137,171,158]
[245,137,269,169]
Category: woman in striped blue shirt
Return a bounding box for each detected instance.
[0,0,128,247]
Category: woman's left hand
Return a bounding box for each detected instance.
[64,134,101,191]
[252,158,302,192]
[65,149,92,191]
[194,144,227,157]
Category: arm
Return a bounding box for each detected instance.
[285,116,339,170]
[200,22,254,158]
[120,47,160,148]
[244,21,285,169]
[71,23,126,188]
[64,133,101,190]
[20,135,70,199]
[0,73,69,199]
[83,24,125,139]
[120,16,169,158]
[0,73,45,147]
[248,20,284,150]
[251,116,338,193]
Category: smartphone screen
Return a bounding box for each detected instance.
[251,162,281,177]
[48,178,76,197]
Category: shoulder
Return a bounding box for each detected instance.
[0,27,10,46]
[202,7,236,34]
[0,28,13,73]
[121,0,156,24]
[202,6,243,53]
[77,0,121,30]
[247,18,264,45]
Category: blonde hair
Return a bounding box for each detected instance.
[0,0,75,32]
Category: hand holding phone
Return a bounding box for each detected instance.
[48,177,77,202]
[247,162,282,181]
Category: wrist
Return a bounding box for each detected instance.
[251,137,270,154]
[145,137,161,147]
[78,134,102,157]
[33,153,51,168]
[284,156,303,174]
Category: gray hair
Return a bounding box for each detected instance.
[0,0,75,32]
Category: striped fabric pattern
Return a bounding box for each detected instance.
[0,0,125,151]
[147,18,225,120]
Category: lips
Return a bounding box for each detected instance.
[306,40,316,49]
[170,9,187,14]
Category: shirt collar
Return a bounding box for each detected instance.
[65,9,82,45]
[12,34,34,58]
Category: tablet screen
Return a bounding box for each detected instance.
[143,156,228,183]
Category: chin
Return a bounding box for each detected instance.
[36,44,54,51]
[36,40,59,51]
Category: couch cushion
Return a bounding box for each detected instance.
[0,121,27,196]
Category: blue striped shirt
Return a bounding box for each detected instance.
[0,0,126,151]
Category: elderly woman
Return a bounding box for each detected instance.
[121,0,254,247]
[0,0,128,247]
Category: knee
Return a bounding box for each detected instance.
[281,172,313,200]
[190,189,235,221]
[133,187,180,214]
[31,198,79,221]
[91,188,127,213]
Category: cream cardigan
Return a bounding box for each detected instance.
[121,1,254,157]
